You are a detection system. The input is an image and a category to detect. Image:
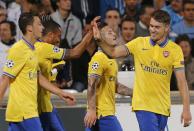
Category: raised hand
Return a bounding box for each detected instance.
[91,16,101,40]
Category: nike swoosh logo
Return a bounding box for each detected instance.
[142,48,150,50]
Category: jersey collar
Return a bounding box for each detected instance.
[22,37,35,50]
[36,39,43,42]
[150,37,169,48]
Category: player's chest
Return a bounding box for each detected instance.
[25,51,39,69]
[104,60,118,76]
[137,46,173,67]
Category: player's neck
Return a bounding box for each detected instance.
[156,36,167,46]
[23,34,36,45]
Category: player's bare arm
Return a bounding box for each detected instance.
[174,68,192,127]
[38,73,76,105]
[63,30,93,60]
[92,19,129,58]
[116,81,133,97]
[84,75,101,128]
[0,75,10,106]
[63,17,100,60]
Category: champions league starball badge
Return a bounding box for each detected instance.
[53,46,60,53]
[6,60,14,68]
[91,62,99,70]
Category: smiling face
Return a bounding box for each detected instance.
[149,18,169,42]
[101,26,117,46]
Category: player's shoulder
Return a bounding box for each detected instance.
[126,36,148,45]
[167,40,182,51]
[93,51,107,58]
[35,41,55,52]
[35,41,50,48]
[9,40,27,54]
[8,40,34,59]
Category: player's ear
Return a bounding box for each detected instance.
[26,25,33,33]
[165,24,170,33]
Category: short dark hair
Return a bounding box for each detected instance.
[175,34,191,46]
[0,20,16,36]
[40,15,61,36]
[151,10,170,25]
[183,0,194,11]
[120,16,136,29]
[18,12,38,35]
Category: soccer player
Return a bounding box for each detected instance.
[35,17,93,131]
[84,26,133,131]
[93,10,192,130]
[0,13,75,131]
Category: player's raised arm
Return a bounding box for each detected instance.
[38,73,76,105]
[63,30,93,60]
[0,75,10,106]
[174,69,192,127]
[63,17,100,60]
[84,75,100,128]
[92,20,129,58]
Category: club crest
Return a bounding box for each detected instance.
[163,51,169,57]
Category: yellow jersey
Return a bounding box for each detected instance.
[3,38,39,122]
[125,37,184,116]
[50,60,65,82]
[88,51,118,118]
[35,42,65,113]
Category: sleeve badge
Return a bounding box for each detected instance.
[6,60,14,68]
[91,62,99,70]
[53,46,60,53]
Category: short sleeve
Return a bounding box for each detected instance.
[88,54,104,77]
[39,43,65,60]
[3,48,27,78]
[125,37,142,55]
[172,46,184,69]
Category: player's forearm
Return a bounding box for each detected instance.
[38,73,61,96]
[64,31,93,60]
[116,82,133,96]
[175,70,191,111]
[177,80,190,111]
[0,76,10,105]
[87,77,100,111]
[87,84,96,111]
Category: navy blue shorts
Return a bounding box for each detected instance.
[135,110,168,131]
[85,115,123,131]
[8,117,43,131]
[39,108,65,131]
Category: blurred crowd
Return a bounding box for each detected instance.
[0,0,194,91]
